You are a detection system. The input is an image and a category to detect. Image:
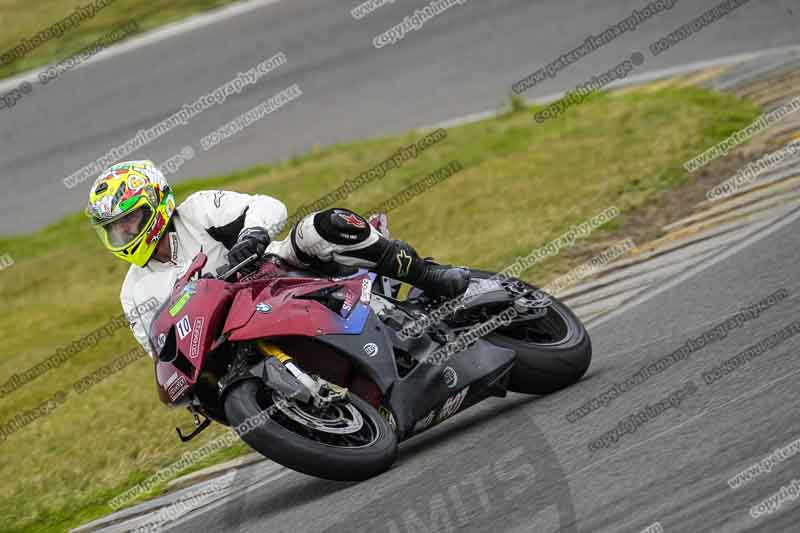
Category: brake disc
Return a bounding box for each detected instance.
[271,393,365,435]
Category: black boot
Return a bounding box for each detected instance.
[413,262,472,299]
[292,209,470,297]
[374,240,470,299]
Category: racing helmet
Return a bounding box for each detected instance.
[85,160,176,267]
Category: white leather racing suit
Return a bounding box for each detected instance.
[120,190,290,358]
[120,190,385,358]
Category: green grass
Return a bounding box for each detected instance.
[0,0,244,81]
[0,86,759,532]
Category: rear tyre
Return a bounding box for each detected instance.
[224,379,398,481]
[468,270,592,395]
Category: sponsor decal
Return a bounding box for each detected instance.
[167,374,188,401]
[109,162,134,172]
[363,342,379,358]
[213,191,225,208]
[464,279,503,299]
[165,372,178,387]
[414,410,437,433]
[169,233,179,263]
[344,289,358,311]
[360,278,373,303]
[437,386,469,422]
[140,165,164,184]
[256,303,272,314]
[443,366,458,388]
[92,195,115,218]
[379,406,398,430]
[169,292,191,317]
[395,249,412,277]
[164,197,175,218]
[176,315,192,340]
[157,333,167,350]
[189,317,205,358]
[338,212,366,228]
[110,182,127,212]
[127,173,146,191]
[413,386,471,433]
[146,213,166,244]
[145,185,159,206]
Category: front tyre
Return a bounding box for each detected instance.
[224,379,398,481]
[468,270,592,395]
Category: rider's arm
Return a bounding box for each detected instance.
[181,190,289,242]
[120,274,156,359]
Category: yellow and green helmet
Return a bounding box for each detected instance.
[85,160,176,267]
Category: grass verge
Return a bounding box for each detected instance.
[0,86,759,532]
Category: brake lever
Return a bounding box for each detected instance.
[217,253,260,281]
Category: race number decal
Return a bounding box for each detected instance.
[176,315,192,340]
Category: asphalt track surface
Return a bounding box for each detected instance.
[1,0,799,234]
[155,208,800,532]
[5,1,797,531]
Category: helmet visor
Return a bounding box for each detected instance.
[97,203,154,250]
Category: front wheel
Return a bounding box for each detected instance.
[224,379,398,481]
[467,270,592,395]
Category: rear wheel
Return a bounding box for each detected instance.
[467,270,591,394]
[224,379,398,481]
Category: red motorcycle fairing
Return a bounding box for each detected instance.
[223,273,372,341]
[152,277,237,404]
[150,254,372,406]
[151,254,237,405]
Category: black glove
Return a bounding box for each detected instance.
[228,227,271,272]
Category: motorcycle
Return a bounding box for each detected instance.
[149,216,591,481]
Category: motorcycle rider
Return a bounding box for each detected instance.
[85,160,470,358]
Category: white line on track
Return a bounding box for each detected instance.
[588,205,800,330]
[428,43,800,130]
[0,0,284,93]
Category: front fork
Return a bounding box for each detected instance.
[176,340,348,443]
[255,340,348,408]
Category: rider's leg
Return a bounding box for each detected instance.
[279,208,470,298]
